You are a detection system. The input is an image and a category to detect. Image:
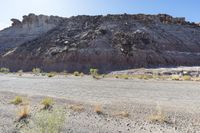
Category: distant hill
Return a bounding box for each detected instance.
[0,13,200,72]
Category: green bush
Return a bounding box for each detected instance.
[22,109,66,133]
[10,96,23,105]
[41,97,54,109]
[90,68,98,76]
[0,67,10,73]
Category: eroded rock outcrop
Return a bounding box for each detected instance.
[0,13,63,53]
[0,13,200,72]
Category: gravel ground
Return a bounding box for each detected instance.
[0,74,200,132]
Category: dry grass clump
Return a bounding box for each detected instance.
[10,96,23,105]
[18,105,30,120]
[69,104,84,112]
[41,97,54,110]
[148,104,166,123]
[182,75,191,81]
[47,72,56,78]
[73,71,80,76]
[114,111,129,118]
[193,77,200,81]
[94,104,103,114]
[171,75,180,81]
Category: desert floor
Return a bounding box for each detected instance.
[0,73,200,133]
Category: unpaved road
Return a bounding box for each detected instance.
[0,74,200,110]
[1,74,200,133]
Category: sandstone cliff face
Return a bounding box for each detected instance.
[0,13,63,53]
[0,14,200,72]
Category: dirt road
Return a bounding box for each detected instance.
[1,74,200,132]
[0,74,200,110]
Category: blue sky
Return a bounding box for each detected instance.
[0,0,200,30]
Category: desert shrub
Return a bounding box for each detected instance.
[73,71,80,76]
[32,68,41,75]
[115,75,119,78]
[41,97,54,109]
[90,68,98,76]
[171,75,180,80]
[148,104,166,123]
[18,105,30,120]
[10,96,23,105]
[94,104,103,114]
[90,69,103,79]
[79,72,84,77]
[22,109,66,133]
[0,67,10,73]
[47,72,56,78]
[182,75,191,81]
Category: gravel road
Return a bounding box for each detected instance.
[1,74,200,133]
[0,74,200,110]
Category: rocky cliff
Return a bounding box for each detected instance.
[0,13,200,72]
[0,13,63,53]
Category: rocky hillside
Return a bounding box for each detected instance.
[0,13,63,53]
[0,13,200,72]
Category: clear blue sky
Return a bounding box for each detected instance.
[0,0,200,30]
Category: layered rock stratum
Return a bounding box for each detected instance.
[0,13,200,72]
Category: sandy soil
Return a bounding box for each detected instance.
[0,73,200,133]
